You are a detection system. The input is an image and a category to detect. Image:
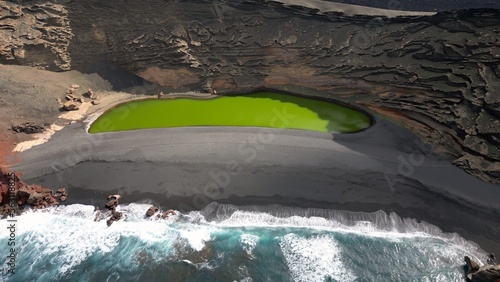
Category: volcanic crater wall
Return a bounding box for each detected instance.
[1,0,500,183]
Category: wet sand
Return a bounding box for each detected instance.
[9,116,500,254]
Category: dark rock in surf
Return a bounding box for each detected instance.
[162,209,176,219]
[106,211,123,226]
[146,206,158,217]
[107,194,121,200]
[105,199,119,210]
[465,256,500,282]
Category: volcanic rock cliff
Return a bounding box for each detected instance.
[1,0,499,183]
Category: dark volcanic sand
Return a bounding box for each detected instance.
[10,115,500,255]
[324,0,500,12]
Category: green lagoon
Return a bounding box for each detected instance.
[88,92,372,133]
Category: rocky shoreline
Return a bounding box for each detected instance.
[0,166,178,226]
[465,255,500,282]
[0,169,68,216]
[2,166,500,280]
[1,0,499,183]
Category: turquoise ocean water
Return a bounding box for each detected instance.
[0,202,486,281]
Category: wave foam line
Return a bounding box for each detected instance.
[200,202,486,260]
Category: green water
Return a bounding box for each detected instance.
[88,92,372,133]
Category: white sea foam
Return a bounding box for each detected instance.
[213,210,437,240]
[279,233,357,282]
[0,202,488,279]
[203,203,486,263]
[240,234,259,257]
[178,226,212,252]
[0,204,211,276]
[10,207,122,275]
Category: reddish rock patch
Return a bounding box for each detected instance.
[0,132,19,167]
[0,168,67,217]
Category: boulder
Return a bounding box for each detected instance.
[20,188,58,209]
[11,123,45,134]
[466,256,481,275]
[105,194,121,210]
[469,266,500,282]
[107,211,123,226]
[162,209,176,219]
[107,194,121,200]
[62,101,79,111]
[465,256,500,282]
[105,199,118,210]
[17,197,28,206]
[106,219,113,226]
[26,192,44,205]
[65,94,75,101]
[84,88,97,100]
[111,211,122,221]
[65,93,85,103]
[0,183,7,204]
[1,204,10,217]
[146,206,158,217]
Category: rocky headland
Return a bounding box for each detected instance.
[465,255,500,282]
[0,168,67,216]
[0,0,499,183]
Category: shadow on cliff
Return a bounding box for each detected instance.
[74,61,152,92]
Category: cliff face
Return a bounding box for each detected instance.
[0,1,72,70]
[1,0,499,183]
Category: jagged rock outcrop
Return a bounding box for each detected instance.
[146,205,158,217]
[0,168,63,216]
[0,1,73,70]
[11,122,45,134]
[62,101,79,111]
[106,210,122,226]
[162,209,176,219]
[1,0,499,183]
[465,256,500,282]
[96,195,123,226]
[104,195,120,210]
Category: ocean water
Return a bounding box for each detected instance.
[0,202,485,281]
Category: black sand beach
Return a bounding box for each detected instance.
[11,116,500,254]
